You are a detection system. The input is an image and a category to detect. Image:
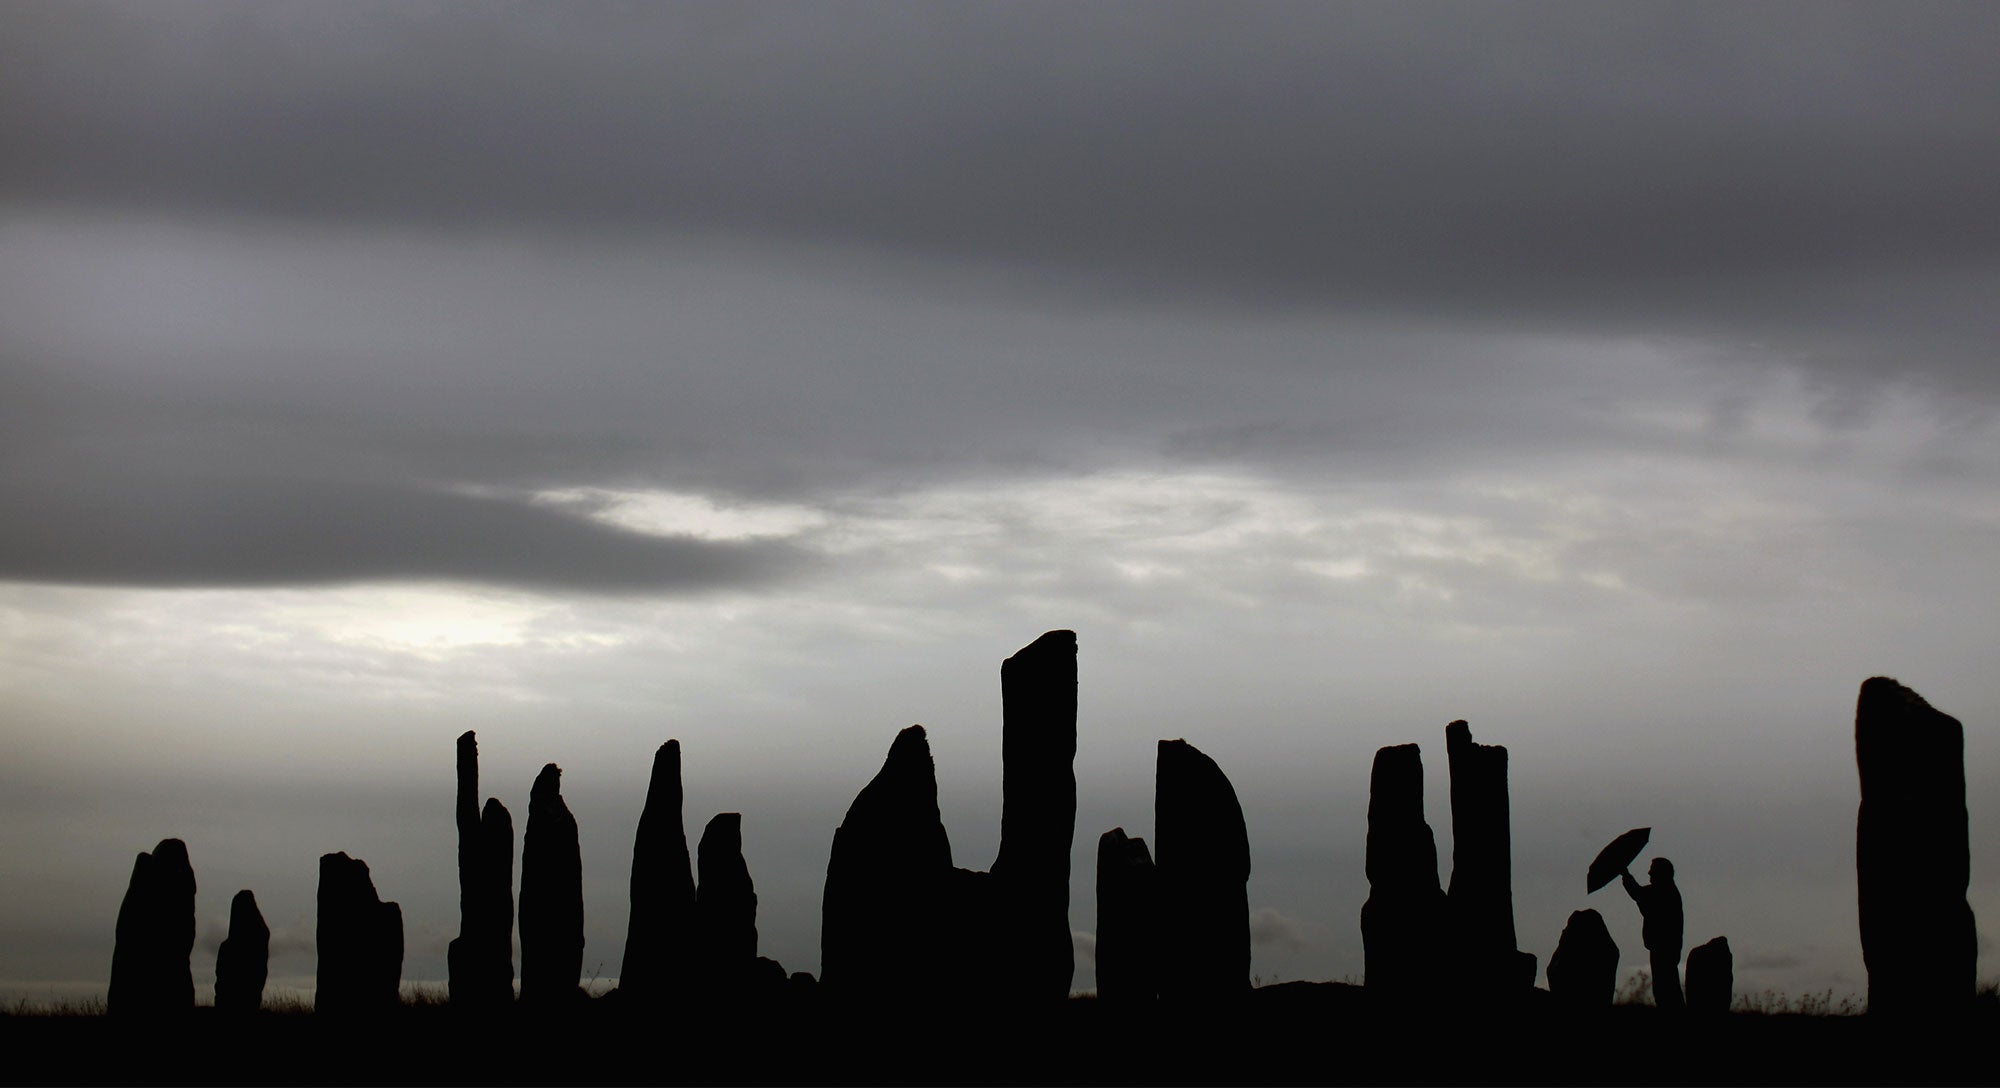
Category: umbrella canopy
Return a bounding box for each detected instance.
[1587,827,1651,893]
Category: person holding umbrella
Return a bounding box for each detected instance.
[1587,828,1685,1011]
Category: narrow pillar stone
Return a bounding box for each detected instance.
[821,725,955,1000]
[1855,676,1976,1015]
[1094,827,1158,1004]
[315,852,403,1013]
[1155,739,1250,1001]
[621,739,695,1002]
[991,630,1079,1002]
[107,838,197,1015]
[1546,908,1619,1008]
[693,812,759,992]
[520,763,584,1004]
[1361,744,1446,1000]
[1685,935,1733,1014]
[214,889,269,1013]
[1445,720,1534,991]
[447,731,515,1006]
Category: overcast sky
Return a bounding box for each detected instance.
[3,1,1998,1003]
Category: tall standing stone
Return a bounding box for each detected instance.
[448,732,516,1006]
[1361,744,1446,1000]
[315,852,403,1013]
[520,763,584,1004]
[1855,677,1977,1014]
[1546,908,1619,1008]
[621,740,695,1002]
[991,630,1079,1002]
[107,838,197,1015]
[1685,935,1733,1014]
[1444,721,1534,991]
[214,889,269,1013]
[693,812,759,991]
[1094,827,1158,1004]
[822,725,955,1000]
[1154,739,1250,1001]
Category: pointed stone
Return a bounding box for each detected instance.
[214,889,269,1013]
[620,740,695,1002]
[108,838,197,1015]
[520,763,584,1005]
[1361,744,1446,1000]
[1855,677,1976,1014]
[991,630,1079,1002]
[1444,721,1533,992]
[448,732,515,1006]
[315,852,403,1013]
[1685,935,1733,1014]
[1546,908,1619,1008]
[821,725,954,1000]
[1155,739,1250,1001]
[1094,827,1158,1004]
[693,812,759,992]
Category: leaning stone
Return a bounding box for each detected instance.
[1685,936,1733,1014]
[1546,908,1619,1008]
[1095,827,1158,1004]
[315,852,403,1013]
[214,889,270,1013]
[620,740,696,1003]
[821,725,955,1000]
[108,838,197,1016]
[1361,744,1447,1001]
[990,630,1079,1003]
[1155,739,1251,1001]
[520,763,584,1005]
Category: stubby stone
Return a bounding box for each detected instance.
[1155,739,1250,1001]
[692,812,759,992]
[1546,908,1619,1008]
[619,740,695,1003]
[1685,935,1733,1014]
[990,630,1079,1003]
[822,725,955,1000]
[214,889,270,1013]
[316,852,403,1013]
[108,838,197,1015]
[1855,676,1977,1015]
[448,732,516,1007]
[520,763,584,1004]
[1445,721,1533,992]
[1095,827,1158,1004]
[1361,744,1447,1000]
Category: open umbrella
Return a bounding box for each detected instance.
[1586,827,1651,893]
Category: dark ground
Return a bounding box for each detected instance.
[4,982,1992,1086]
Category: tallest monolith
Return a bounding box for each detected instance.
[621,740,695,1002]
[447,731,514,1007]
[990,629,1079,1002]
[1855,676,1976,1014]
[1444,720,1532,992]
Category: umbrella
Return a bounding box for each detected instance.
[1587,827,1651,893]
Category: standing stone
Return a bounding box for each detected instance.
[620,740,696,1002]
[520,763,584,1004]
[822,725,955,1000]
[1546,908,1619,1008]
[991,630,1079,1003]
[1155,739,1251,1001]
[1095,827,1158,1004]
[214,889,270,1013]
[1445,721,1534,991]
[448,732,516,1007]
[692,812,759,992]
[1685,936,1733,1014]
[1855,677,1977,1015]
[108,838,197,1015]
[1361,744,1447,1000]
[315,852,403,1013]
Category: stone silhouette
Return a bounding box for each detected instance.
[1154,739,1250,1001]
[1094,827,1158,1004]
[1855,676,1977,1015]
[520,763,584,1004]
[448,731,516,1007]
[1685,935,1733,1014]
[315,852,403,1013]
[213,889,269,1013]
[1621,857,1684,1011]
[822,725,955,1000]
[692,812,760,992]
[1361,744,1447,1000]
[990,630,1079,1003]
[108,838,197,1016]
[1546,908,1619,1008]
[1444,720,1535,991]
[620,739,696,1003]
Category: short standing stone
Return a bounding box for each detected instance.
[1685,936,1733,1014]
[1361,744,1447,1000]
[621,740,695,1002]
[108,838,197,1015]
[693,812,759,991]
[1155,739,1250,1001]
[214,889,270,1013]
[316,852,403,1013]
[1095,827,1158,1003]
[1546,908,1619,1008]
[520,763,584,1004]
[821,725,955,1000]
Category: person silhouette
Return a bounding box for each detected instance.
[1621,857,1684,1010]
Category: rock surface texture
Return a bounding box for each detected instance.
[1546,908,1619,1008]
[1361,744,1447,999]
[315,852,403,1013]
[1095,827,1158,1004]
[990,630,1079,1003]
[1154,739,1250,1001]
[108,838,197,1015]
[1855,676,1977,1015]
[213,889,270,1013]
[1685,935,1733,1014]
[620,739,695,1002]
[520,763,584,1004]
[821,725,955,1000]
